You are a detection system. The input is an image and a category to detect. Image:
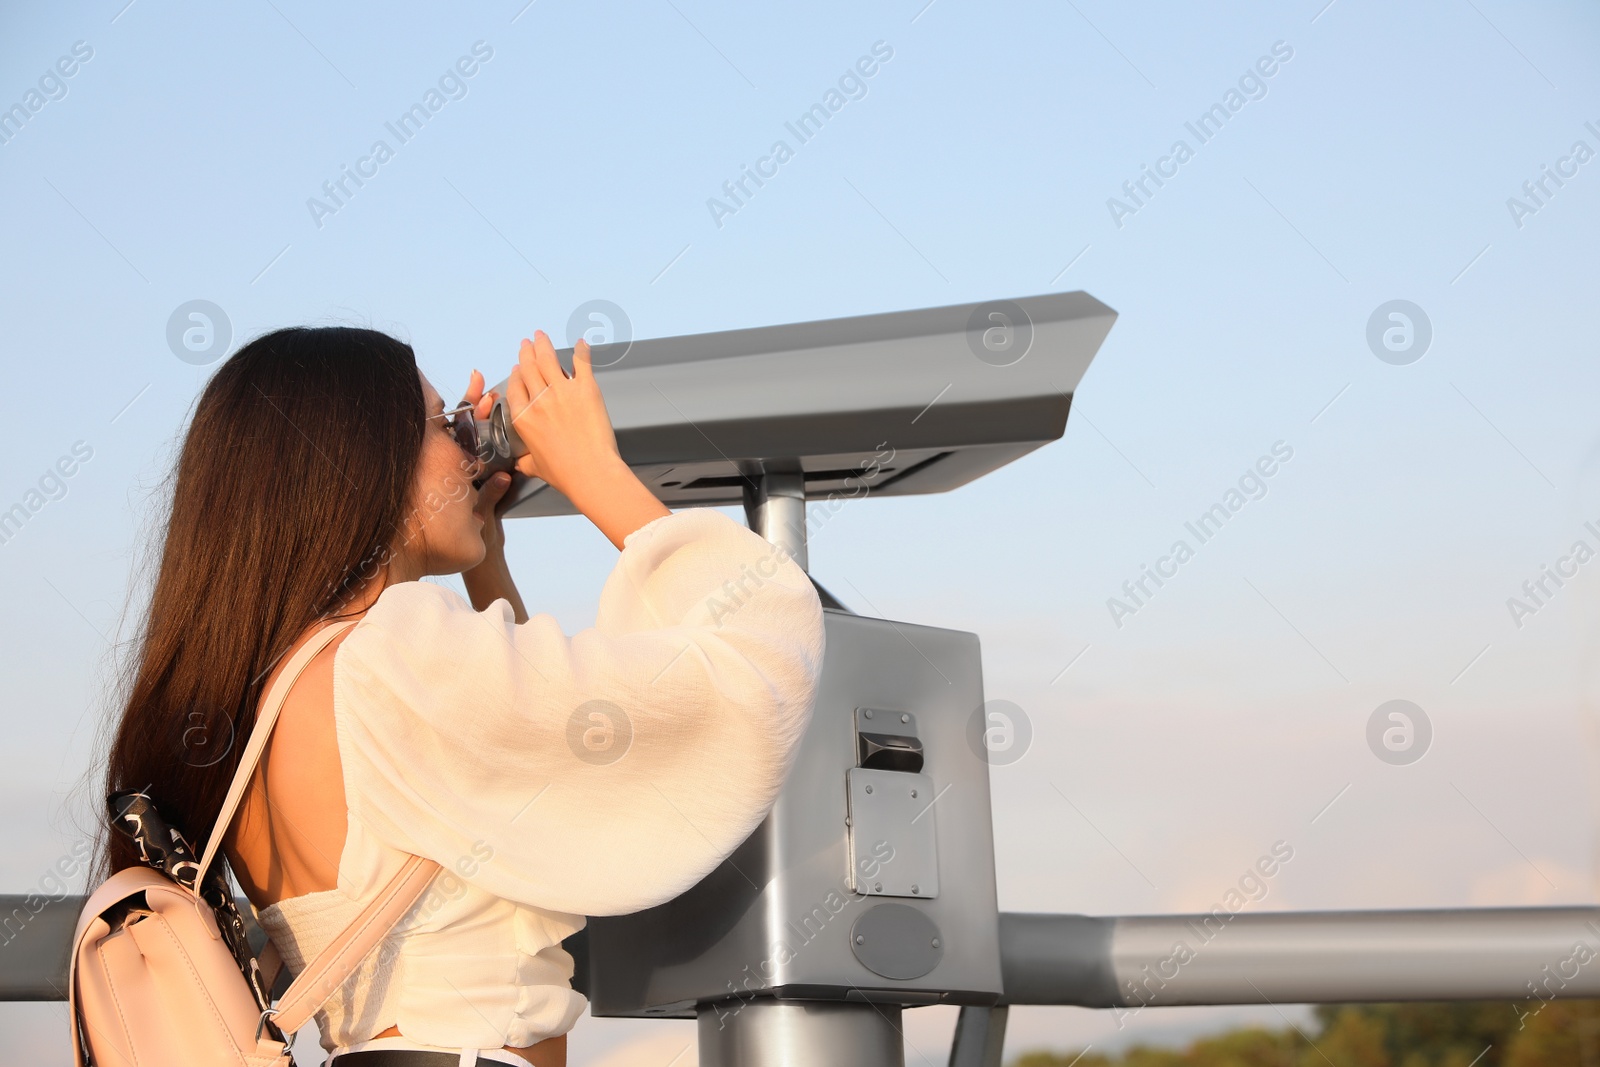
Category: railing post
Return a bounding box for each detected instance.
[948,1005,1009,1067]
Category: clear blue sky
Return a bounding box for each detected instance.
[3,0,1599,1062]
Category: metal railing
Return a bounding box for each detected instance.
[12,895,1599,1065]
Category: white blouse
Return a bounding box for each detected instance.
[253,507,826,1053]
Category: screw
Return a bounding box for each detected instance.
[901,713,909,723]
[856,935,865,944]
[864,709,874,719]
[911,789,918,798]
[873,881,882,892]
[931,938,940,948]
[865,784,873,794]
[911,884,920,894]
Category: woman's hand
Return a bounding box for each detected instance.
[473,470,514,556]
[505,330,670,549]
[460,368,529,621]
[458,368,512,556]
[505,332,622,491]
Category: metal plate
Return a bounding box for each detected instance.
[851,903,945,980]
[846,768,939,898]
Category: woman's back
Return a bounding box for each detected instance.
[228,626,354,906]
[99,328,825,1067]
[223,614,590,1065]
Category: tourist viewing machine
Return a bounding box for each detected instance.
[498,292,1112,1062]
[522,293,1118,1062]
[9,292,1600,1067]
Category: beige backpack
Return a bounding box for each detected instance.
[69,620,441,1066]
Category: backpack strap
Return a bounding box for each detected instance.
[270,853,438,1033]
[258,938,284,993]
[191,617,441,1032]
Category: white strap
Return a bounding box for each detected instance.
[186,615,444,1037]
[272,853,439,1033]
[258,938,284,992]
[194,619,357,896]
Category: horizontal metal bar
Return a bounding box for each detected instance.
[12,898,1599,1008]
[999,908,1600,1007]
[0,894,269,1001]
[1,894,88,1000]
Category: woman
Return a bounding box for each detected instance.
[98,326,826,1067]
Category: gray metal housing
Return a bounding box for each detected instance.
[581,608,1004,1017]
[499,291,1115,517]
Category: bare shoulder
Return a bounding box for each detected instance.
[268,621,360,779]
[264,621,360,732]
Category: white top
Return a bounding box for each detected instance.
[253,508,825,1053]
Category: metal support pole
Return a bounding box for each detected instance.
[742,469,807,573]
[948,1005,1009,1067]
[697,1000,904,1067]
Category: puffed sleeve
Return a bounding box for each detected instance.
[332,507,825,917]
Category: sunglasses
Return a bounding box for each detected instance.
[429,401,482,456]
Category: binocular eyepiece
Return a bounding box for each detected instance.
[462,397,528,489]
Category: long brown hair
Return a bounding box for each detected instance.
[97,326,424,877]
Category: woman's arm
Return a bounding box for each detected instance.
[504,331,671,549]
[457,329,668,617]
[337,507,826,918]
[459,334,670,617]
[460,473,528,621]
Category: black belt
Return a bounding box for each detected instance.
[330,1052,480,1067]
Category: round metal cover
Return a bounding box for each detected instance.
[849,903,944,980]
